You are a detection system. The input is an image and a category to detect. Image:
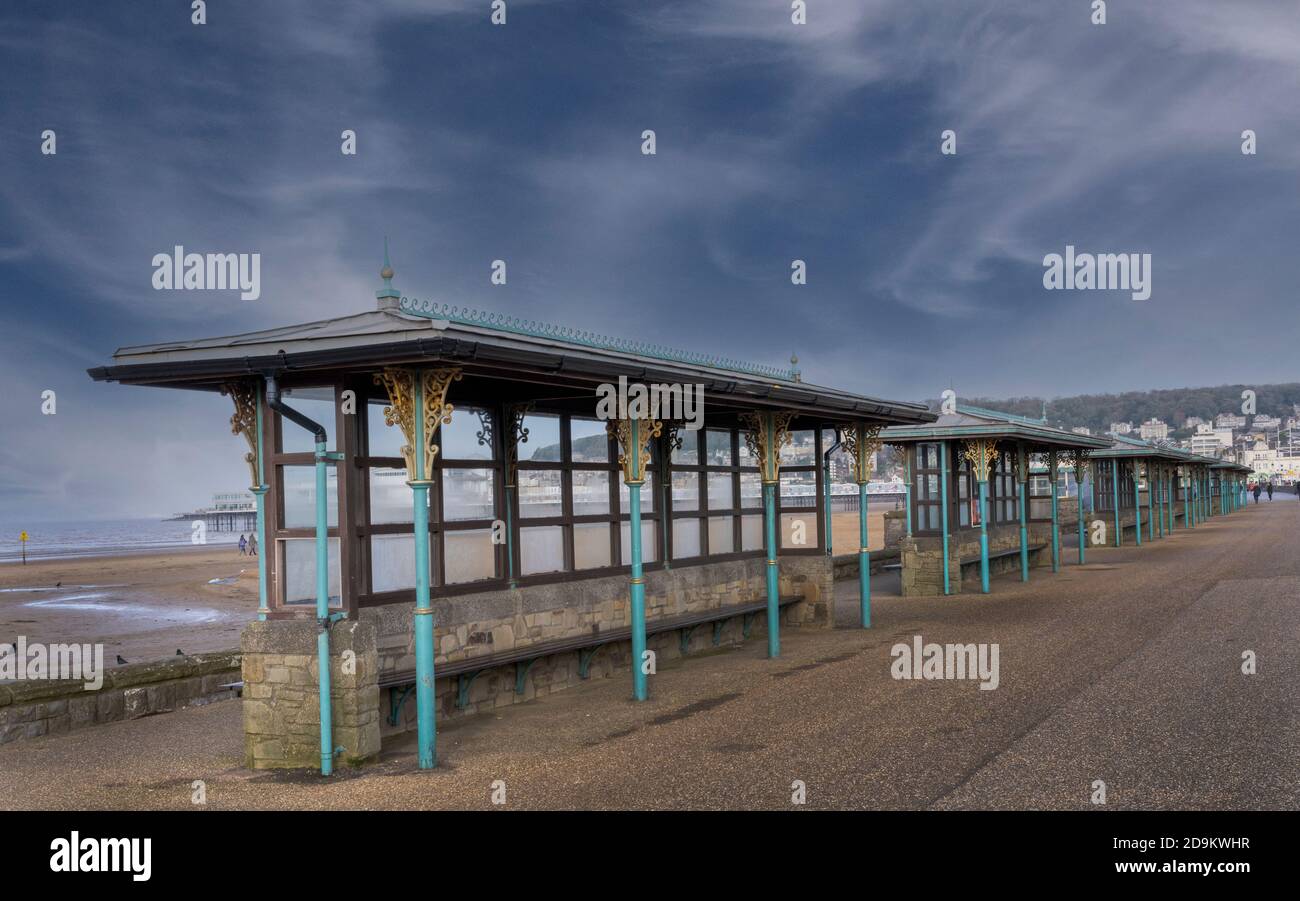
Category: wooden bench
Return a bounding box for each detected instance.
[379,595,803,725]
[960,544,1047,570]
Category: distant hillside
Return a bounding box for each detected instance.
[933,383,1300,437]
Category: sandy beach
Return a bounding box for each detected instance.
[0,546,258,665]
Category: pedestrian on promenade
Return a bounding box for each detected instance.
[1252,483,1262,504]
[1266,481,1274,501]
[238,533,247,554]
[248,532,258,556]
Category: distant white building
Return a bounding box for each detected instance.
[1243,446,1300,483]
[1138,418,1169,441]
[1252,414,1281,431]
[1183,416,1205,429]
[1070,426,1092,436]
[1189,423,1233,456]
[1109,421,1134,435]
[1216,413,1246,430]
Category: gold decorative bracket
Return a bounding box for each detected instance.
[374,367,462,480]
[608,416,663,485]
[840,422,882,485]
[739,410,796,485]
[962,438,1000,483]
[221,380,261,489]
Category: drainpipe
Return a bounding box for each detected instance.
[266,375,343,777]
[823,429,840,558]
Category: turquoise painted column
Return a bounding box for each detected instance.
[978,479,990,593]
[763,481,780,655]
[1075,457,1087,564]
[964,440,995,593]
[743,411,789,658]
[253,388,269,620]
[1016,446,1029,581]
[857,480,870,626]
[1149,462,1159,540]
[611,414,658,700]
[1159,468,1170,538]
[1048,451,1060,573]
[409,374,438,769]
[940,441,952,594]
[1111,459,1121,547]
[1188,471,1196,527]
[903,454,913,537]
[313,438,334,776]
[1132,467,1142,547]
[628,475,648,699]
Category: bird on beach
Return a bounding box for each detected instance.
[176,649,185,656]
[55,581,61,588]
[115,654,128,665]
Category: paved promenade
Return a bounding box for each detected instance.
[2,500,1295,810]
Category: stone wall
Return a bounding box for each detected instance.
[882,509,906,549]
[240,618,380,770]
[0,652,240,745]
[239,555,831,767]
[372,555,833,731]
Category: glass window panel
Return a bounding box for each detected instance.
[619,473,656,513]
[738,434,757,466]
[672,430,698,465]
[671,471,699,511]
[741,514,764,551]
[441,407,495,460]
[441,468,496,521]
[367,402,405,458]
[281,465,338,529]
[370,533,420,594]
[520,525,565,575]
[368,467,413,525]
[570,418,610,463]
[707,472,735,510]
[708,516,734,554]
[280,537,341,606]
[705,430,732,466]
[1029,499,1052,519]
[780,470,817,510]
[574,522,612,569]
[619,521,657,564]
[572,470,611,515]
[520,414,561,462]
[781,511,818,549]
[444,529,497,583]
[518,469,563,519]
[279,387,336,454]
[740,472,762,509]
[672,518,702,558]
[785,430,816,466]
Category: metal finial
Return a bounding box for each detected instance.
[376,237,399,302]
[790,352,801,382]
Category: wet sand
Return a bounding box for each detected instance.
[0,547,258,665]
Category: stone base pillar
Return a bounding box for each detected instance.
[240,617,381,770]
[900,536,962,597]
[778,555,836,626]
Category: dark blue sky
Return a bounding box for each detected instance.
[3,0,1299,521]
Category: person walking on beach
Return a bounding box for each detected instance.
[1252,483,1262,504]
[1266,481,1274,501]
[248,532,258,556]
[238,533,247,555]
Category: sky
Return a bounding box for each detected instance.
[1,0,1299,522]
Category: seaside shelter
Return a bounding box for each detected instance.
[878,405,1111,596]
[1087,436,1247,545]
[88,253,934,773]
